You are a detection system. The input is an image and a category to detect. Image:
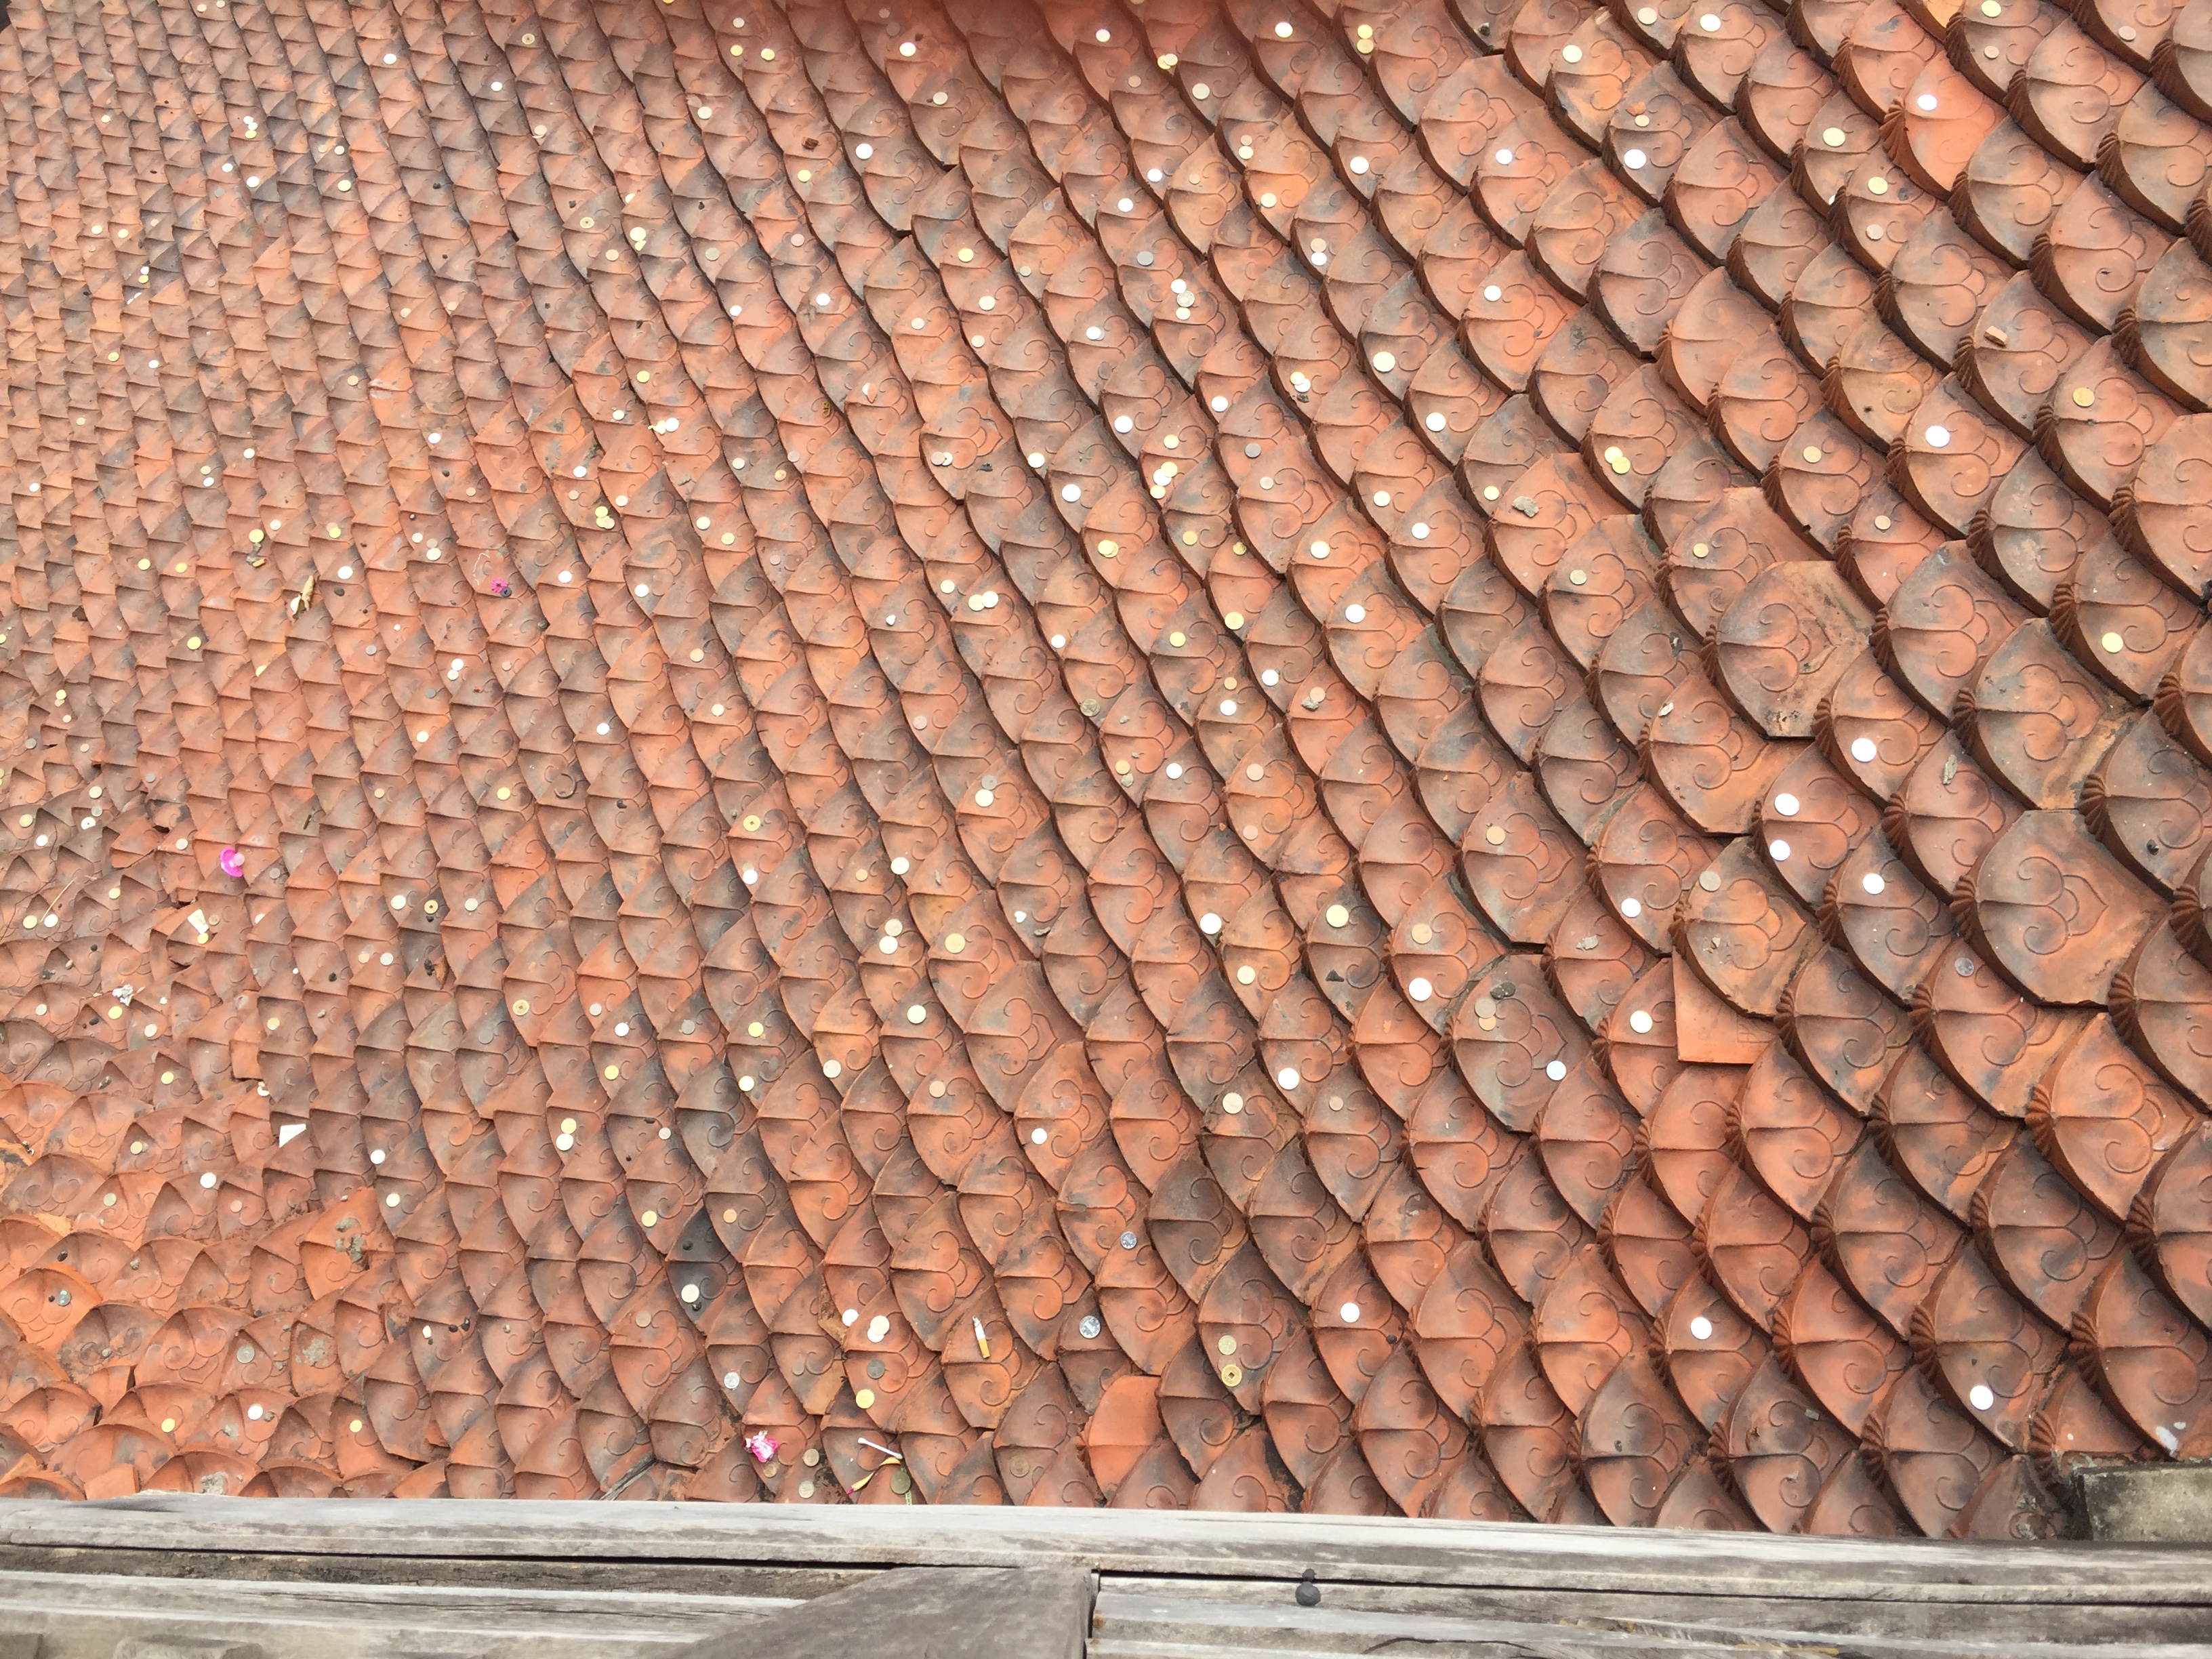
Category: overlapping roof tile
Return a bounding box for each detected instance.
[0,0,2204,1531]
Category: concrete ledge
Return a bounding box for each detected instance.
[2078,1465,2212,1543]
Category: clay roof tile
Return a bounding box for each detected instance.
[1,0,2205,1520]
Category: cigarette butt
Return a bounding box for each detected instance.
[973,1315,991,1359]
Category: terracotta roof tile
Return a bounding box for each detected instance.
[0,0,2200,1530]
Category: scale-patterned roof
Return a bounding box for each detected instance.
[0,0,2206,1530]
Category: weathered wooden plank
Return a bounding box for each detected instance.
[1,1502,2205,1608]
[0,1568,791,1659]
[1097,1574,2212,1648]
[660,1568,1089,1659]
[1087,1590,2212,1659]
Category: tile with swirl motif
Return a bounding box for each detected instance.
[2057,538,2204,701]
[2086,716,2212,896]
[1485,1142,1597,1309]
[1912,950,2085,1124]
[1960,620,2133,809]
[1645,671,1800,836]
[1835,0,1942,117]
[1714,565,1877,741]
[1736,37,1832,167]
[2074,1250,2212,1456]
[1673,841,1822,1019]
[1780,945,1914,1115]
[1873,1042,2020,1222]
[1781,247,1879,380]
[1883,211,2012,370]
[1962,451,2100,616]
[1458,264,1578,405]
[1797,94,1885,215]
[1733,1040,1868,1221]
[1666,122,1789,266]
[1917,1235,2066,1458]
[1450,956,1593,1135]
[1586,602,1694,747]
[1475,1333,1584,1519]
[1975,1135,2129,1328]
[1875,542,2029,718]
[1582,371,1708,515]
[1607,73,1721,209]
[2039,344,2182,511]
[1535,1059,1644,1226]
[1968,812,2165,1004]
[1759,750,1885,907]
[1696,1162,1815,1330]
[1410,1242,1529,1427]
[1488,455,1614,601]
[2102,91,2212,236]
[1668,0,1761,83]
[1860,1360,2007,1536]
[1528,1244,1653,1416]
[1890,380,2028,534]
[1578,1347,1698,1525]
[1708,325,1824,474]
[1657,270,1774,417]
[1717,1351,1855,1532]
[1774,1255,1912,1436]
[1405,1066,1519,1236]
[2165,0,2212,112]
[1540,524,1660,678]
[1959,275,2095,442]
[2030,1361,2154,1486]
[1767,415,1883,552]
[1459,773,1589,944]
[1961,121,2088,265]
[1479,619,1577,767]
[1952,1454,2070,1538]
[2021,21,2147,169]
[1814,1130,1969,1341]
[1800,1453,1908,1535]
[1474,110,1587,249]
[1730,191,1842,329]
[1825,831,1959,1002]
[1557,24,1663,155]
[1660,489,1824,640]
[1897,64,2007,195]
[1525,314,1639,451]
[1598,1171,1700,1319]
[2112,924,2212,1109]
[1826,319,1940,452]
[2118,413,2212,598]
[1352,1343,1469,1515]
[1950,0,2062,97]
[2028,1014,2198,1224]
[2125,241,2212,413]
[2131,1121,2212,1332]
[1593,786,1722,953]
[1523,164,1642,308]
[1544,884,1661,1034]
[1834,150,1938,273]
